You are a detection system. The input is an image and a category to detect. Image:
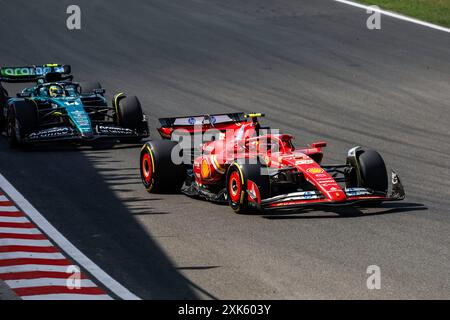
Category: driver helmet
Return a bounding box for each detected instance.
[48,85,65,98]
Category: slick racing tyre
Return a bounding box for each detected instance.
[7,100,38,148]
[0,84,8,132]
[347,148,388,199]
[140,140,186,193]
[357,149,388,195]
[226,160,270,214]
[114,93,145,131]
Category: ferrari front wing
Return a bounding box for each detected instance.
[260,170,405,210]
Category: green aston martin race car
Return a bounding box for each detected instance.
[0,64,149,147]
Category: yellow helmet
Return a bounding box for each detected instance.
[49,85,64,98]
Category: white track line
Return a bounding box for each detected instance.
[22,293,113,300]
[333,0,450,33]
[0,216,30,223]
[0,264,71,274]
[0,239,53,247]
[0,173,140,300]
[0,252,66,260]
[0,227,42,235]
[6,278,97,289]
[0,206,20,212]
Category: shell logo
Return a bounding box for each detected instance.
[201,159,211,178]
[307,168,324,174]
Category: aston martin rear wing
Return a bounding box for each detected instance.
[0,64,71,83]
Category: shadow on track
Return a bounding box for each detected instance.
[261,202,427,220]
[0,141,202,299]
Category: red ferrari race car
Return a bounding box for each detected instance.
[139,113,405,213]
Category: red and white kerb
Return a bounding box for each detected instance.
[0,190,112,300]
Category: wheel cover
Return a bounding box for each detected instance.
[141,152,153,184]
[228,171,242,203]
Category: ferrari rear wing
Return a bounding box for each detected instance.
[159,112,247,128]
[158,112,251,139]
[0,64,71,83]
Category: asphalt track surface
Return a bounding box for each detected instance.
[0,0,449,299]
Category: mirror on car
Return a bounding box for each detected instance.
[311,141,327,148]
[93,88,105,95]
[17,92,32,98]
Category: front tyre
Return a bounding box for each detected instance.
[346,148,388,205]
[227,166,245,213]
[358,149,388,195]
[114,94,145,130]
[226,161,270,214]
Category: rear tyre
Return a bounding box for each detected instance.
[226,161,270,214]
[140,140,186,193]
[0,85,8,132]
[7,100,38,149]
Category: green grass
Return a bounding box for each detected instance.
[357,0,450,27]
